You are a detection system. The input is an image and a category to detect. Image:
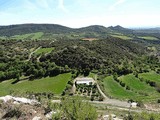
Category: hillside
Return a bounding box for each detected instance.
[0,24,160,44]
[0,24,159,99]
[0,24,137,38]
[0,24,72,36]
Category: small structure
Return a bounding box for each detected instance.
[75,77,94,85]
[131,102,138,108]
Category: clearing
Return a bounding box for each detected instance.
[11,32,44,40]
[35,47,54,55]
[110,34,132,40]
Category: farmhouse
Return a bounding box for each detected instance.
[75,77,94,85]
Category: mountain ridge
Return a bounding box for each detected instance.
[0,23,129,37]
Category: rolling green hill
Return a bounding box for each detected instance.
[0,24,160,43]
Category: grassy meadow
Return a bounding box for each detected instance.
[11,32,44,40]
[138,71,160,84]
[102,76,137,100]
[102,74,160,102]
[0,73,72,96]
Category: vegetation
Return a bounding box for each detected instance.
[125,112,160,120]
[52,97,98,120]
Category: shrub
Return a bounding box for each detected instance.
[157,99,160,103]
[137,101,144,108]
[2,109,22,119]
[120,81,125,87]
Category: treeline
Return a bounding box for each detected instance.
[0,60,71,82]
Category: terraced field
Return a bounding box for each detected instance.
[0,73,72,96]
[103,76,137,100]
[118,74,157,94]
[102,74,160,102]
[138,72,160,84]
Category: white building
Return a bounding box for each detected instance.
[75,77,94,85]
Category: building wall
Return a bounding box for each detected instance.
[76,81,92,85]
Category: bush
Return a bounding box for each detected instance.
[137,101,144,108]
[60,97,98,120]
[2,109,22,119]
[99,96,104,101]
[120,81,125,87]
[126,86,130,90]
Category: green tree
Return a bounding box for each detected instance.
[53,97,97,120]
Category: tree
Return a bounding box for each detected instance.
[52,96,98,120]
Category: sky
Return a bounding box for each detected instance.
[0,0,160,28]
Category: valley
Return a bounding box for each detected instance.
[0,24,160,119]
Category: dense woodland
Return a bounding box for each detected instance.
[0,36,159,82]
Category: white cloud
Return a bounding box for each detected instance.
[58,0,69,13]
[109,0,126,11]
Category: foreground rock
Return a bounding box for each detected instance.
[0,95,39,105]
[0,95,53,120]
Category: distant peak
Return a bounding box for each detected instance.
[108,25,124,29]
[115,25,123,28]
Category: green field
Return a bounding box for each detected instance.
[0,73,72,96]
[11,32,44,40]
[138,36,159,40]
[31,32,44,39]
[35,47,54,55]
[119,74,157,94]
[138,72,160,84]
[102,76,137,99]
[110,34,132,40]
[102,74,160,101]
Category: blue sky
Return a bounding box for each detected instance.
[0,0,160,28]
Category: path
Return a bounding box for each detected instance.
[26,46,42,61]
[95,74,130,108]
